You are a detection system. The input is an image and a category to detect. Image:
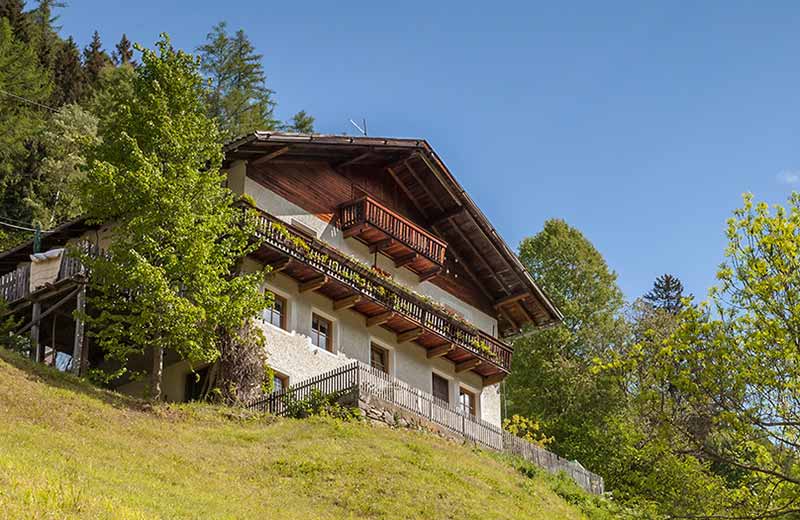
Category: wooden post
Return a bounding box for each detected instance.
[71,285,86,376]
[31,301,41,362]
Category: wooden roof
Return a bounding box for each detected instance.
[225,132,563,334]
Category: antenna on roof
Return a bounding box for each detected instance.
[349,118,367,136]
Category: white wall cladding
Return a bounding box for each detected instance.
[243,176,499,337]
[239,256,502,426]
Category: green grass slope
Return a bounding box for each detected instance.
[0,350,609,519]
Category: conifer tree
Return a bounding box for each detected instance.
[643,273,685,314]
[51,36,83,105]
[30,0,63,71]
[112,33,133,65]
[287,110,315,133]
[0,0,31,42]
[197,21,278,139]
[82,30,111,89]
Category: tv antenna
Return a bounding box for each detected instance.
[349,118,368,136]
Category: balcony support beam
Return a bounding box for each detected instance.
[343,223,369,238]
[427,343,453,359]
[267,257,292,273]
[419,267,441,283]
[397,327,423,343]
[394,252,418,268]
[366,311,394,327]
[298,275,327,293]
[483,372,506,386]
[333,294,361,311]
[455,358,482,373]
[369,238,395,254]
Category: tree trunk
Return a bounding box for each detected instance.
[150,345,163,401]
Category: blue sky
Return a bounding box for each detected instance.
[58,1,800,301]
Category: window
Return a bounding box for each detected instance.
[370,343,389,373]
[273,371,289,393]
[263,294,287,330]
[432,373,449,404]
[459,387,477,417]
[311,313,332,351]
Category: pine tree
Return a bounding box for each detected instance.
[197,21,278,139]
[51,36,83,105]
[643,273,685,314]
[0,0,32,42]
[82,30,110,89]
[30,0,63,71]
[112,33,133,65]
[287,110,315,133]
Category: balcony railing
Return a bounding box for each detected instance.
[0,244,95,304]
[245,361,605,495]
[339,196,447,268]
[250,210,512,373]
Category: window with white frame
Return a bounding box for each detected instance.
[311,313,332,352]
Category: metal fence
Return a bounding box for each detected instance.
[245,361,604,494]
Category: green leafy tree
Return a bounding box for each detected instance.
[0,0,32,42]
[197,21,278,139]
[506,219,628,467]
[630,193,800,518]
[112,33,133,66]
[82,30,111,89]
[80,35,269,401]
[643,273,685,314]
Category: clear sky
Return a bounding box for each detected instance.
[58,1,800,301]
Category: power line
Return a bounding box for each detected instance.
[0,220,39,232]
[0,88,58,113]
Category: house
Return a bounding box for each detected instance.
[0,132,561,428]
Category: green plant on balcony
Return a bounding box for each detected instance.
[469,337,498,360]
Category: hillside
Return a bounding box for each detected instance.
[0,350,616,519]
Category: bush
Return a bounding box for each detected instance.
[283,388,361,421]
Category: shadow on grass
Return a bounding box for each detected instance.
[0,346,148,412]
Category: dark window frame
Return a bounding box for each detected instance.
[263,293,287,330]
[459,387,477,417]
[370,343,389,374]
[311,313,333,352]
[432,372,450,404]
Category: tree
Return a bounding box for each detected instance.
[0,17,51,248]
[0,0,32,42]
[643,273,685,314]
[286,110,314,133]
[50,36,84,105]
[505,219,629,467]
[29,0,63,71]
[82,30,110,89]
[112,33,133,66]
[197,21,278,139]
[80,35,269,401]
[634,193,800,518]
[26,103,96,227]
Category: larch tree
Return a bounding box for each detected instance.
[80,35,269,402]
[197,21,278,139]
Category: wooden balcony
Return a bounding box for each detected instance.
[338,196,447,280]
[249,210,512,380]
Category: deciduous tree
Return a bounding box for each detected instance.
[80,35,269,401]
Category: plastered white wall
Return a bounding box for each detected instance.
[245,261,502,426]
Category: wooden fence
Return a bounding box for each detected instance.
[245,361,604,495]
